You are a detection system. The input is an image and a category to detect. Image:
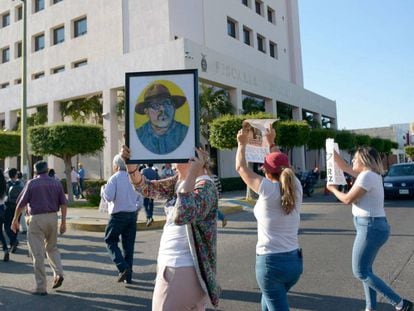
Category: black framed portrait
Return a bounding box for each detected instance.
[125,69,199,164]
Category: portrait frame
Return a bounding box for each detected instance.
[125,69,199,164]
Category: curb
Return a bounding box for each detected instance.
[67,204,245,232]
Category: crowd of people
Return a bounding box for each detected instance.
[0,124,412,311]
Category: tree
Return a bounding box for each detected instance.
[354,134,371,148]
[199,84,234,141]
[60,95,103,124]
[405,146,414,161]
[29,123,105,202]
[335,130,356,163]
[242,97,265,114]
[275,120,310,162]
[307,128,336,168]
[0,132,20,159]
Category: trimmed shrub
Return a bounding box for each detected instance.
[84,179,107,207]
[221,177,245,192]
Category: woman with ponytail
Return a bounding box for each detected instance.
[235,125,303,311]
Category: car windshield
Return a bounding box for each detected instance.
[387,164,414,177]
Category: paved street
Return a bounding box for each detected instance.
[0,194,413,310]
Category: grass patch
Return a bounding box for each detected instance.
[68,200,98,209]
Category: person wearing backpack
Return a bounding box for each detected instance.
[5,168,25,253]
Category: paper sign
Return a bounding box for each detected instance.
[326,138,347,185]
[243,119,278,163]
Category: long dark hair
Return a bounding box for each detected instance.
[0,169,7,200]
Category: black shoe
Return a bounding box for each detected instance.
[117,268,131,283]
[146,218,154,227]
[3,251,9,262]
[399,300,414,311]
[10,242,18,254]
[31,291,47,296]
[52,275,64,289]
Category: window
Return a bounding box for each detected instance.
[1,47,10,63]
[269,41,278,59]
[14,78,21,85]
[34,33,45,51]
[74,17,87,37]
[0,82,10,89]
[242,0,249,7]
[32,71,45,80]
[34,0,45,13]
[227,18,237,39]
[73,59,87,68]
[257,34,265,53]
[243,26,252,46]
[1,12,10,28]
[53,26,65,45]
[15,41,22,58]
[267,7,275,24]
[255,0,262,15]
[52,0,63,4]
[51,66,65,74]
[15,6,23,21]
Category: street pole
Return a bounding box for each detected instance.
[21,0,30,179]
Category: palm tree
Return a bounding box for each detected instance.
[199,84,234,141]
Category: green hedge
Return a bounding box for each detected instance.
[221,177,246,192]
[84,180,107,206]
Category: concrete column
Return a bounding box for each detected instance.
[102,88,119,180]
[229,87,243,115]
[265,98,276,115]
[314,112,322,127]
[47,101,64,175]
[291,106,305,172]
[4,110,18,169]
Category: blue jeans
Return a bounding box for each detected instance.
[104,212,137,281]
[217,210,225,221]
[143,198,154,219]
[256,249,303,311]
[352,216,402,309]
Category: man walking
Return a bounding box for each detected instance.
[11,161,68,295]
[141,164,159,226]
[5,168,25,253]
[103,155,142,284]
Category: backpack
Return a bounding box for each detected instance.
[7,180,24,204]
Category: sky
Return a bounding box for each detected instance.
[298,0,414,130]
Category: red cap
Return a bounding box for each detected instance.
[261,152,290,174]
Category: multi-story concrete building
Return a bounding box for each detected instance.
[0,0,337,180]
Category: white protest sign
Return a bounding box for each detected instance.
[243,119,278,163]
[326,138,347,185]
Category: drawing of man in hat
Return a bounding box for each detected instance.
[135,83,189,154]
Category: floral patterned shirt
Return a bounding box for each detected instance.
[140,174,221,308]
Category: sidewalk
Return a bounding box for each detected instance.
[67,190,248,232]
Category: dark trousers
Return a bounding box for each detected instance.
[0,204,8,251]
[104,211,137,282]
[4,202,18,246]
[143,198,154,219]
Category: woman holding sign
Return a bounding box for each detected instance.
[327,148,412,311]
[235,125,303,311]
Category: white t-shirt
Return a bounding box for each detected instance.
[254,177,302,255]
[352,170,386,217]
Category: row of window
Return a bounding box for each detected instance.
[1,16,86,64]
[227,17,278,59]
[1,0,63,28]
[0,58,88,90]
[242,0,277,25]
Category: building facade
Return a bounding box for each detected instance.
[0,0,337,180]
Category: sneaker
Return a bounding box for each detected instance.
[3,250,9,262]
[31,290,47,296]
[398,300,413,311]
[117,268,131,283]
[146,218,154,227]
